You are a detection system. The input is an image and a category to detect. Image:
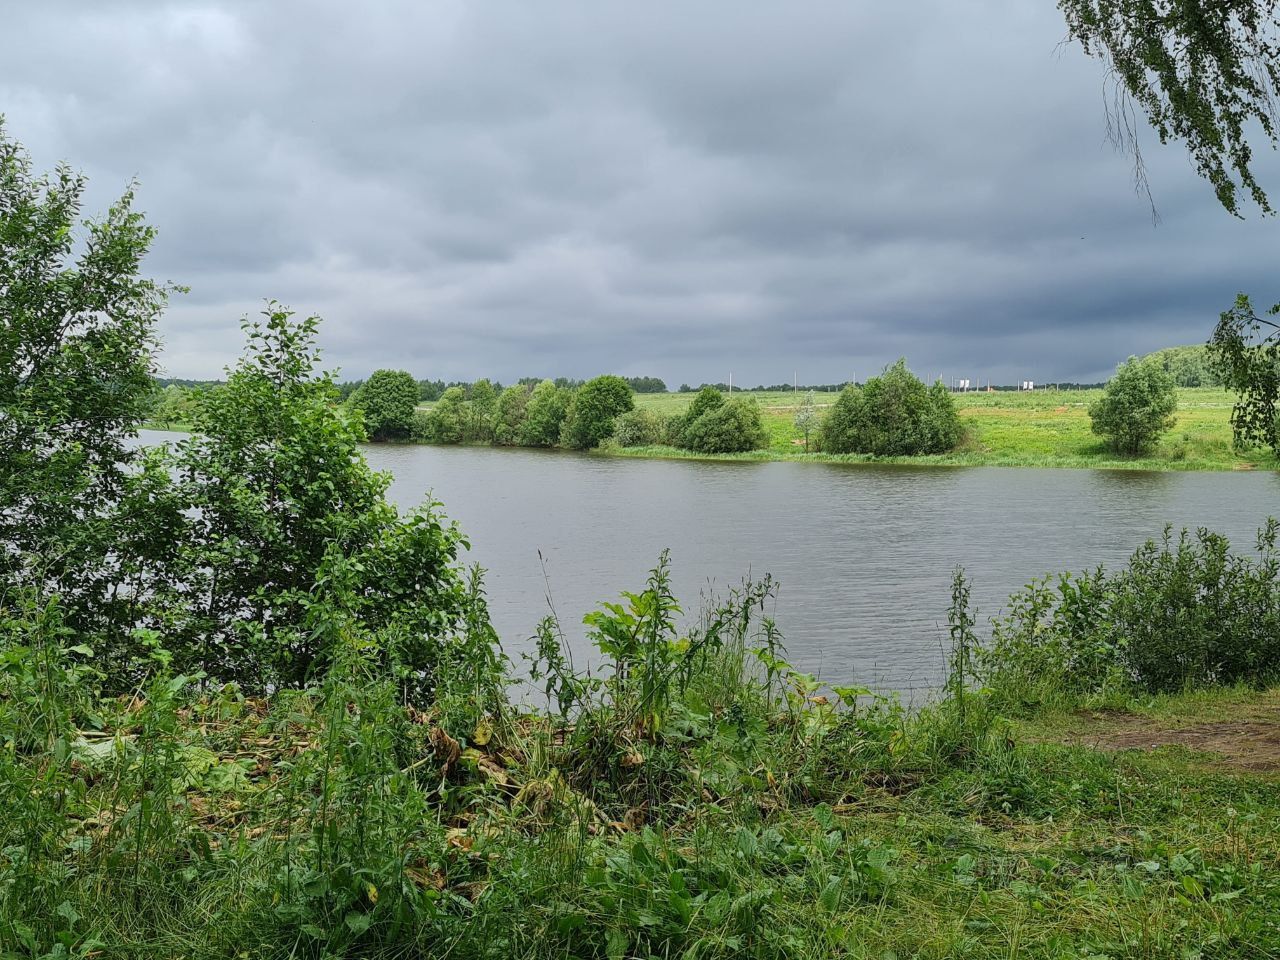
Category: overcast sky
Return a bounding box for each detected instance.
[4,1,1278,386]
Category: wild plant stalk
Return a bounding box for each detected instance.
[947,566,976,730]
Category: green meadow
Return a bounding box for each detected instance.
[609,387,1276,471]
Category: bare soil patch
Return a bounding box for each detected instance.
[1065,705,1280,771]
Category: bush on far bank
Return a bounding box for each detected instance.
[818,360,960,456]
[349,368,420,441]
[667,386,725,448]
[613,407,665,447]
[560,375,635,449]
[417,386,467,443]
[682,396,768,453]
[1088,356,1177,455]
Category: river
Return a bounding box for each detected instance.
[351,443,1280,700]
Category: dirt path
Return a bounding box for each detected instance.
[1063,693,1280,772]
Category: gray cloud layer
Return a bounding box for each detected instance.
[4,1,1278,384]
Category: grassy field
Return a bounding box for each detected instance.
[618,387,1279,471]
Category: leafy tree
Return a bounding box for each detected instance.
[613,408,664,447]
[1088,356,1178,455]
[560,375,634,449]
[1209,293,1280,451]
[682,397,768,453]
[468,378,498,443]
[818,361,960,456]
[520,379,571,447]
[494,384,531,445]
[925,380,963,451]
[420,386,467,444]
[169,306,478,695]
[793,391,818,451]
[349,368,419,441]
[1059,0,1279,215]
[668,386,725,447]
[686,386,726,420]
[0,121,172,650]
[1142,344,1223,388]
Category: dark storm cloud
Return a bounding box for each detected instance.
[3,1,1277,385]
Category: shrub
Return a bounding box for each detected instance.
[613,408,664,447]
[560,375,634,449]
[348,368,419,441]
[794,391,819,451]
[1113,525,1280,691]
[519,379,571,447]
[493,384,531,445]
[682,397,768,453]
[0,123,172,655]
[419,386,467,443]
[979,522,1280,708]
[667,386,724,447]
[1088,356,1177,455]
[409,408,433,442]
[167,307,479,695]
[467,378,499,443]
[818,360,960,456]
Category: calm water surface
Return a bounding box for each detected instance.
[357,444,1280,698]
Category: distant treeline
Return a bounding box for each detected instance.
[334,375,665,402]
[679,381,855,393]
[151,345,1222,428]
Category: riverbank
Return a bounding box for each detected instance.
[10,659,1279,957]
[393,387,1277,473]
[617,386,1276,472]
[601,442,1270,472]
[147,387,1276,471]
